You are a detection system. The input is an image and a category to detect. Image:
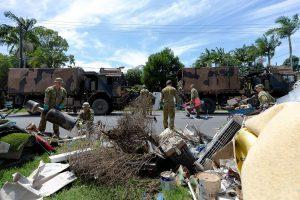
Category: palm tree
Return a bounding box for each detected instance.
[232,45,248,66]
[255,34,281,67]
[0,11,38,67]
[193,48,213,68]
[267,14,300,68]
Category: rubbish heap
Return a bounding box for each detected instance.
[1,100,300,200]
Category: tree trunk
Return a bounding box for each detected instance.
[19,26,23,68]
[288,35,293,68]
[267,54,271,67]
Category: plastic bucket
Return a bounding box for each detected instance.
[160,171,176,191]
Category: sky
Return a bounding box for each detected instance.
[0,0,300,72]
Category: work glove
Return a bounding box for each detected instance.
[77,121,83,129]
[58,104,64,110]
[55,104,64,111]
[43,104,49,111]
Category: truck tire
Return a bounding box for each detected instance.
[92,98,110,115]
[201,98,216,114]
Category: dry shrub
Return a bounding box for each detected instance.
[69,147,155,186]
[68,100,159,188]
[106,112,155,153]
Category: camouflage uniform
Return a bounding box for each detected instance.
[161,85,177,129]
[38,85,67,136]
[258,91,275,108]
[140,88,153,115]
[77,109,94,130]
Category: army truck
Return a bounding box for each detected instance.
[179,66,296,113]
[7,67,129,115]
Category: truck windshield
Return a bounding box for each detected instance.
[282,75,295,83]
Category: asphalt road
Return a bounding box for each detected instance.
[6,111,228,138]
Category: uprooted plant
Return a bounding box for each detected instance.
[67,100,160,191]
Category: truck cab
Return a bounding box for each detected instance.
[84,68,127,115]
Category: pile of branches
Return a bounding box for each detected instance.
[68,100,159,187]
[69,147,155,185]
[106,111,155,153]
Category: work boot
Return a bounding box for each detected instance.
[53,132,60,139]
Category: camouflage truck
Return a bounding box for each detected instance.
[7,67,129,115]
[179,66,296,113]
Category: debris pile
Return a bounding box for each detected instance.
[2,99,300,199]
[0,161,76,200]
[68,108,160,187]
[69,147,155,185]
[0,118,55,168]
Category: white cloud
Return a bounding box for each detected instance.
[0,0,53,19]
[45,0,150,28]
[162,37,209,56]
[58,29,88,50]
[76,60,113,72]
[93,39,105,49]
[108,49,148,67]
[246,0,300,20]
[113,0,212,25]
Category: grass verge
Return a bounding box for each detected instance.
[0,150,190,200]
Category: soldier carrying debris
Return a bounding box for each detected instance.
[77,102,94,131]
[38,78,67,138]
[255,84,275,110]
[161,80,178,130]
[185,84,201,118]
[139,85,154,116]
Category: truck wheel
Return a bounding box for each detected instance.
[92,98,110,115]
[201,98,216,114]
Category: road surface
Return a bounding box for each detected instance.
[6,111,228,138]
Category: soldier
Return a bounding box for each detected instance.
[186,84,201,118]
[255,84,275,109]
[139,85,154,116]
[77,102,94,130]
[38,78,67,138]
[161,80,178,130]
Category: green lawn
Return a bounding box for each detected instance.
[0,153,49,187]
[0,151,191,200]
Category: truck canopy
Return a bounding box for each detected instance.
[181,67,241,94]
[8,68,85,95]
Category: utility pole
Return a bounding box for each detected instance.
[18,24,24,68]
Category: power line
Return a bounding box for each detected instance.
[0,17,275,27]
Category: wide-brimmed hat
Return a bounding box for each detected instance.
[82,102,90,108]
[166,80,172,85]
[54,77,64,84]
[255,84,264,89]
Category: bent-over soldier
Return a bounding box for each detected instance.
[77,102,94,130]
[255,84,275,109]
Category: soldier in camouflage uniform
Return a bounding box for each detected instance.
[38,78,67,137]
[186,84,201,118]
[139,85,153,116]
[161,80,178,130]
[255,84,275,109]
[77,102,94,130]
